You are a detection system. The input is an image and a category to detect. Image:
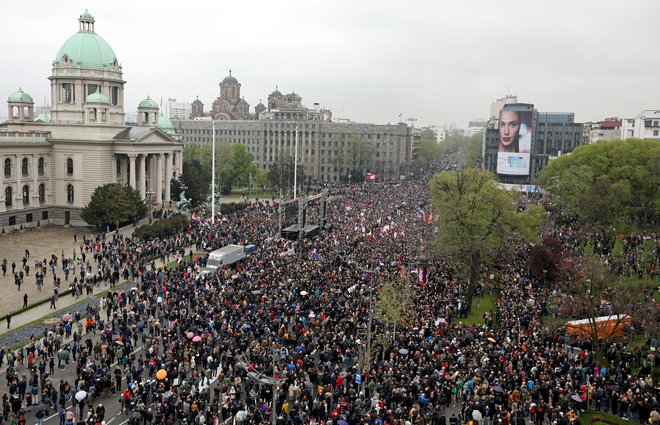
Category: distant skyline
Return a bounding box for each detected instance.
[1,0,659,128]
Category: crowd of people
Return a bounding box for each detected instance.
[0,157,658,425]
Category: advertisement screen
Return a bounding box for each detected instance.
[496,109,532,175]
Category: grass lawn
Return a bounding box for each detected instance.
[457,293,497,327]
[225,188,273,200]
[580,410,631,425]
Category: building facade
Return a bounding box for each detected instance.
[0,11,183,231]
[621,110,660,140]
[483,103,587,184]
[173,118,413,183]
[210,72,250,120]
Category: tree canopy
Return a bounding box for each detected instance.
[417,134,483,168]
[430,168,515,309]
[344,135,374,182]
[538,138,660,230]
[182,142,258,198]
[81,183,147,228]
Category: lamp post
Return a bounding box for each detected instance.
[145,189,154,210]
[357,267,377,377]
[293,122,299,199]
[211,120,216,224]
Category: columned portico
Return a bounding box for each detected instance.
[138,154,146,198]
[128,154,136,189]
[156,153,163,204]
[164,153,171,204]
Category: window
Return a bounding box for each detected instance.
[21,158,28,176]
[60,83,74,103]
[5,186,12,206]
[42,211,49,220]
[38,157,45,176]
[4,158,11,178]
[22,185,29,205]
[66,158,74,176]
[111,86,119,106]
[85,84,99,97]
[8,216,15,226]
[26,213,33,223]
[66,184,74,203]
[116,158,121,175]
[654,130,659,136]
[38,184,45,203]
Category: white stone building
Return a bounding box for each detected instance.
[0,11,183,230]
[621,110,660,140]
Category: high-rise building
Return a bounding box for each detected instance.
[483,102,587,184]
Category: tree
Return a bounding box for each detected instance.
[374,278,413,342]
[552,254,654,357]
[430,169,515,310]
[539,138,660,230]
[180,159,208,206]
[81,183,147,228]
[344,135,374,182]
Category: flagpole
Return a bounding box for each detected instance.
[293,122,298,199]
[211,119,216,224]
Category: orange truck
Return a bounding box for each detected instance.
[565,314,632,340]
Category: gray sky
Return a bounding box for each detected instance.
[2,0,658,127]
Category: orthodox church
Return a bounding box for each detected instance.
[0,10,183,229]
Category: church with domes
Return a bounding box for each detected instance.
[0,11,183,229]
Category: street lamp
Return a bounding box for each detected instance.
[145,189,154,210]
[211,120,216,224]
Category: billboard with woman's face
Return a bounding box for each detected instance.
[497,109,532,175]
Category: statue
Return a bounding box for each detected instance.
[176,190,192,212]
[205,192,222,209]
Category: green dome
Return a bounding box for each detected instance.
[8,88,33,103]
[80,9,94,20]
[86,89,109,104]
[158,113,175,134]
[56,13,117,69]
[139,97,159,109]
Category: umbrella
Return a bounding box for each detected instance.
[607,385,620,392]
[472,410,483,421]
[571,394,582,402]
[192,336,202,342]
[493,386,504,393]
[75,390,87,401]
[399,348,409,355]
[464,333,475,340]
[130,412,142,421]
[231,274,239,280]
[300,290,309,296]
[252,290,262,295]
[163,390,173,399]
[186,332,194,339]
[156,369,167,380]
[115,340,124,346]
[487,337,496,343]
[34,404,49,413]
[235,411,248,422]
[62,313,72,322]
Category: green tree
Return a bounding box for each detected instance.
[344,135,374,182]
[81,183,147,228]
[374,278,413,342]
[430,169,515,310]
[181,159,208,205]
[538,138,660,230]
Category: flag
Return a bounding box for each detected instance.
[365,172,376,181]
[427,209,433,224]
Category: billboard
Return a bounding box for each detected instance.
[496,109,533,175]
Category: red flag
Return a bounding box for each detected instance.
[365,173,376,181]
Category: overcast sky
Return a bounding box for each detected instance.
[2,0,658,127]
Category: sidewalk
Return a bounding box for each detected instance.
[0,215,163,339]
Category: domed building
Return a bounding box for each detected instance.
[0,11,183,229]
[210,71,251,120]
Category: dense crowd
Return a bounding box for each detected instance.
[0,157,658,425]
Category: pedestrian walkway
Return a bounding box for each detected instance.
[0,215,165,338]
